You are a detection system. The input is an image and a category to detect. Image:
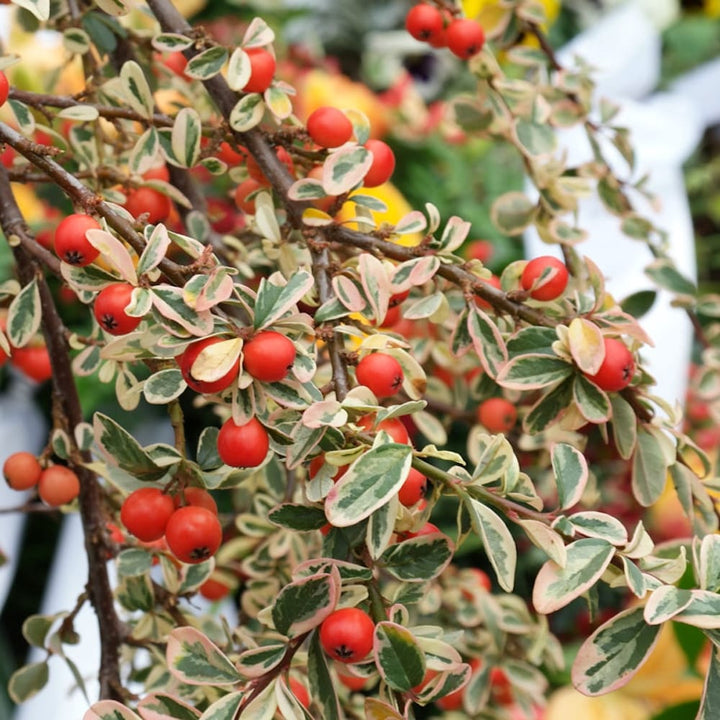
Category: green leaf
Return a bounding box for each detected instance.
[650,701,702,720]
[22,614,54,648]
[551,442,588,510]
[152,33,194,52]
[621,290,657,319]
[166,627,242,686]
[137,223,172,277]
[137,693,201,720]
[10,0,50,21]
[573,374,611,423]
[464,498,516,591]
[253,271,315,330]
[94,0,130,15]
[268,503,328,531]
[83,700,143,720]
[523,378,574,434]
[610,393,637,460]
[572,606,661,695]
[496,353,573,390]
[236,644,287,679]
[116,575,154,612]
[467,308,508,379]
[117,548,153,577]
[171,108,202,168]
[569,512,628,545]
[644,586,693,625]
[94,413,167,481]
[143,369,186,405]
[632,428,668,507]
[197,427,222,470]
[8,661,48,703]
[366,495,398,561]
[308,631,341,720]
[272,572,339,637]
[645,258,696,296]
[324,444,412,527]
[151,285,214,336]
[323,145,372,196]
[229,93,265,132]
[373,622,425,692]
[491,192,536,235]
[9,99,36,135]
[185,46,228,79]
[379,533,453,582]
[196,692,245,720]
[514,119,557,156]
[7,278,41,348]
[532,538,614,614]
[697,647,720,720]
[120,60,154,119]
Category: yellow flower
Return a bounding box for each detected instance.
[705,0,720,17]
[462,0,560,28]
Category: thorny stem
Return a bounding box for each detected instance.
[0,164,124,701]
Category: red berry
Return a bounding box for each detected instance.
[288,677,310,710]
[234,177,264,214]
[363,139,395,188]
[54,213,101,266]
[357,415,410,445]
[465,239,494,263]
[242,48,276,93]
[405,4,445,42]
[124,187,172,224]
[319,607,375,664]
[446,18,486,59]
[307,107,354,148]
[217,416,270,468]
[399,522,440,541]
[160,51,188,78]
[94,283,142,335]
[398,467,427,507]
[120,487,175,542]
[0,71,9,108]
[165,506,223,564]
[337,672,368,691]
[309,455,347,482]
[355,352,404,398]
[216,141,247,166]
[583,337,635,392]
[247,146,294,184]
[173,486,218,515]
[474,274,502,310]
[3,452,42,491]
[490,667,513,705]
[143,164,171,182]
[199,576,232,601]
[243,331,296,383]
[521,255,569,301]
[38,465,80,507]
[477,397,517,434]
[11,344,52,383]
[178,337,240,395]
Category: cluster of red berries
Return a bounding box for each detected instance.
[120,485,222,564]
[405,4,485,59]
[4,451,80,506]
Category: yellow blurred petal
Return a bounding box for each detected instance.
[706,0,720,16]
[173,0,208,17]
[545,686,651,720]
[336,183,422,247]
[11,184,45,225]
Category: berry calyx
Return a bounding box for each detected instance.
[583,337,636,392]
[405,4,445,42]
[3,451,42,491]
[477,397,517,434]
[446,18,486,59]
[242,48,276,93]
[165,506,223,564]
[38,465,80,506]
[217,416,270,468]
[243,331,296,383]
[363,139,396,188]
[319,607,375,663]
[120,487,175,542]
[93,283,142,335]
[0,71,9,108]
[307,106,354,148]
[521,255,569,301]
[178,337,240,395]
[54,213,101,266]
[355,352,404,398]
